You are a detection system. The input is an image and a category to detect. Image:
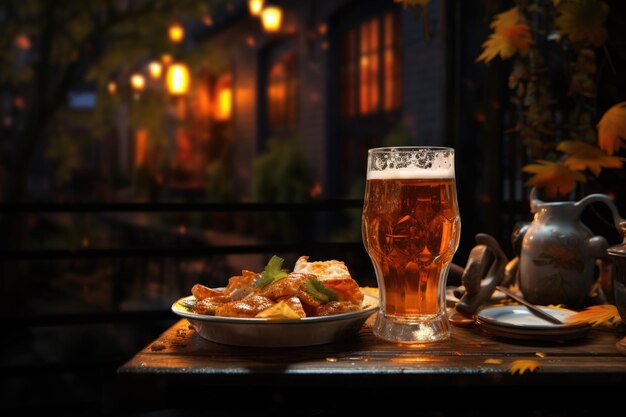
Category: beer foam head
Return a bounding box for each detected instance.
[367,147,455,179]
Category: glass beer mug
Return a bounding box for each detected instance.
[362,147,461,343]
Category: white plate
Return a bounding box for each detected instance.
[171,293,379,347]
[476,305,591,341]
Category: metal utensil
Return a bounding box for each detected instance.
[495,285,564,325]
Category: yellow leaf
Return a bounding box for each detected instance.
[522,160,586,196]
[535,352,546,358]
[255,300,300,320]
[489,7,521,31]
[559,140,625,176]
[477,7,533,63]
[564,304,622,327]
[509,359,540,375]
[555,0,608,46]
[484,358,504,364]
[597,102,626,155]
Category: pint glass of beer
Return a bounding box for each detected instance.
[362,147,461,343]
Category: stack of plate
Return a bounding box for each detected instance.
[476,305,591,341]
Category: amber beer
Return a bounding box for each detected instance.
[362,147,460,343]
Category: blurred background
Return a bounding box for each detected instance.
[1,0,625,414]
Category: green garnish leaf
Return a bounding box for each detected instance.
[305,277,339,303]
[253,255,289,289]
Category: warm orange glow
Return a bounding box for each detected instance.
[248,0,264,16]
[148,61,163,79]
[166,63,190,95]
[202,15,213,26]
[176,129,191,162]
[130,73,145,91]
[15,34,31,50]
[161,54,173,65]
[13,96,25,109]
[169,22,185,43]
[318,23,328,35]
[359,18,380,114]
[197,83,211,117]
[214,74,232,121]
[107,81,117,95]
[134,129,149,166]
[261,6,282,32]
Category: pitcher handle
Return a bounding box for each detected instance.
[574,193,625,229]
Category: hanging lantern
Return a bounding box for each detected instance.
[169,22,185,43]
[148,61,163,79]
[248,0,264,16]
[166,63,190,95]
[261,6,282,33]
[130,73,145,92]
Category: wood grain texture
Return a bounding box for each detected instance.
[109,319,626,414]
[118,319,626,380]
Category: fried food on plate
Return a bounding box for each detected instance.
[187,255,369,319]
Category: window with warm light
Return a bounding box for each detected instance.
[340,11,401,117]
[134,129,149,166]
[166,63,190,96]
[267,51,297,132]
[214,73,232,121]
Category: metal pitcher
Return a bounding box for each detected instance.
[519,189,624,307]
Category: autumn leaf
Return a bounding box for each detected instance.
[490,7,521,30]
[597,102,626,155]
[509,359,540,375]
[559,140,625,176]
[477,7,533,63]
[555,0,608,46]
[523,160,586,197]
[484,358,504,364]
[564,304,622,327]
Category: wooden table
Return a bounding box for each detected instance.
[111,316,626,414]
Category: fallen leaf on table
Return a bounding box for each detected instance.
[564,304,622,327]
[509,359,540,375]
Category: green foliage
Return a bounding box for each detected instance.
[205,146,235,203]
[253,138,313,203]
[0,0,226,198]
[252,138,314,241]
[331,122,414,242]
[383,122,414,148]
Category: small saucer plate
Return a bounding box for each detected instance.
[476,305,591,341]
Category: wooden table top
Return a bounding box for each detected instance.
[112,315,626,414]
